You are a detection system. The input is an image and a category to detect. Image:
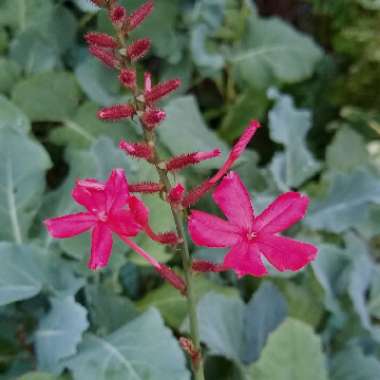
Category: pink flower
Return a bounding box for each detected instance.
[44,169,148,270]
[188,172,317,277]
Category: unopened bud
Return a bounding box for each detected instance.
[85,32,118,48]
[156,265,187,294]
[179,337,201,368]
[141,108,166,129]
[119,140,153,159]
[127,38,151,62]
[119,68,137,89]
[88,45,119,68]
[144,72,152,92]
[110,5,127,27]
[166,149,221,171]
[97,104,135,120]
[192,260,224,273]
[145,79,181,103]
[182,181,214,208]
[128,0,154,31]
[168,184,185,204]
[129,182,162,194]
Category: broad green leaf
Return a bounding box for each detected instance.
[220,87,268,142]
[12,71,81,122]
[35,297,88,374]
[231,15,323,89]
[306,169,380,232]
[326,126,369,172]
[0,128,51,242]
[75,58,123,106]
[195,293,245,361]
[0,59,21,94]
[0,95,30,133]
[369,266,380,319]
[243,282,287,364]
[139,278,238,328]
[49,102,135,149]
[18,372,66,380]
[0,243,45,306]
[249,319,328,380]
[268,91,321,188]
[331,346,380,380]
[65,308,190,380]
[158,96,229,170]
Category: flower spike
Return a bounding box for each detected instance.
[88,45,119,68]
[97,104,135,121]
[128,0,154,31]
[145,79,181,103]
[127,38,151,62]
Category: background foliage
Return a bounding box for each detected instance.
[0,0,380,379]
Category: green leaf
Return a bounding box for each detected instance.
[0,59,21,94]
[243,282,287,364]
[65,308,190,380]
[306,169,380,232]
[158,96,229,170]
[0,95,30,133]
[268,91,321,188]
[18,372,66,380]
[0,128,51,242]
[12,71,81,122]
[231,15,323,89]
[35,297,88,373]
[249,318,328,380]
[0,243,45,306]
[49,102,135,149]
[369,266,380,319]
[331,346,380,380]
[326,126,369,172]
[139,278,238,328]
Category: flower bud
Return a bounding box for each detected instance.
[128,0,154,31]
[166,149,221,171]
[97,104,135,120]
[119,140,153,159]
[88,45,119,68]
[127,38,151,62]
[156,265,187,294]
[145,79,181,103]
[144,72,152,92]
[182,181,213,208]
[119,68,136,90]
[192,260,224,273]
[110,5,127,27]
[141,108,166,129]
[168,184,185,204]
[129,182,162,194]
[85,32,118,48]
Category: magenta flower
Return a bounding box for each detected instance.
[44,169,148,270]
[189,172,317,277]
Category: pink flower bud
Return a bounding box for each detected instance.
[179,337,201,366]
[144,72,152,92]
[141,108,166,129]
[192,260,224,273]
[155,231,181,245]
[119,140,153,159]
[97,104,135,120]
[84,32,118,48]
[110,5,127,27]
[129,182,162,194]
[156,265,187,294]
[127,38,151,62]
[88,45,119,68]
[166,149,221,171]
[145,79,181,103]
[182,181,213,208]
[119,68,136,89]
[168,184,185,204]
[128,0,154,31]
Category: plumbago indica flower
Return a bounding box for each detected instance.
[44,1,317,378]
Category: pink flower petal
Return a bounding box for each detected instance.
[129,195,149,227]
[213,172,254,231]
[253,192,309,234]
[257,234,317,272]
[104,169,129,213]
[108,209,142,237]
[44,212,96,238]
[188,210,241,248]
[88,223,113,270]
[72,178,106,213]
[223,241,268,277]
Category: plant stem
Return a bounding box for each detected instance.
[143,130,205,380]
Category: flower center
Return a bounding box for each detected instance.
[97,211,108,222]
[246,231,256,241]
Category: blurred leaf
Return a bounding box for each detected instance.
[231,15,323,89]
[65,308,190,380]
[0,59,21,94]
[243,282,287,364]
[35,297,88,374]
[306,169,380,232]
[249,318,328,380]
[268,91,321,188]
[71,0,100,13]
[326,126,369,172]
[18,372,66,380]
[369,266,380,319]
[158,96,229,170]
[331,346,380,380]
[139,277,238,328]
[0,128,51,242]
[357,0,380,10]
[12,71,81,122]
[0,95,30,133]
